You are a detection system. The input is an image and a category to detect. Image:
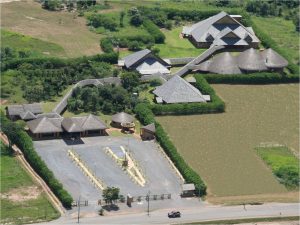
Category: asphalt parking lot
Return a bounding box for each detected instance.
[34,136,183,201]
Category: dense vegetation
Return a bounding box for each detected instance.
[1,114,73,208]
[68,85,133,114]
[1,52,118,103]
[256,146,299,189]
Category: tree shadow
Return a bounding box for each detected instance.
[102,204,120,212]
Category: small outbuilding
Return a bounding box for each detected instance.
[140,123,155,140]
[111,112,135,128]
[181,183,196,197]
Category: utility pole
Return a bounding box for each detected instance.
[77,196,81,223]
[147,191,150,216]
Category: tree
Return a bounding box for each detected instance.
[130,13,143,27]
[293,13,300,32]
[102,187,120,205]
[121,72,140,91]
[1,120,20,148]
[120,11,125,27]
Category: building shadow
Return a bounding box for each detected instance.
[62,137,85,145]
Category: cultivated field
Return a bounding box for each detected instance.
[1,0,102,57]
[252,16,299,64]
[157,84,299,200]
[0,142,59,224]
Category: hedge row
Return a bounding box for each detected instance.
[142,19,165,44]
[151,75,225,115]
[134,103,207,195]
[1,115,73,208]
[1,52,118,71]
[200,73,299,84]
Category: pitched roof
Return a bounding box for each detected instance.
[208,52,241,74]
[20,111,37,120]
[136,58,170,75]
[123,49,151,68]
[62,114,107,132]
[261,48,288,69]
[142,123,155,133]
[112,112,134,124]
[7,103,43,116]
[238,48,268,71]
[153,75,207,103]
[183,11,259,46]
[36,113,62,119]
[27,117,63,134]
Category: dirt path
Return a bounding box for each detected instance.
[0,132,65,215]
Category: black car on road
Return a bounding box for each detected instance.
[168,211,181,218]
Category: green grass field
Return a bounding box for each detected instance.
[157,84,299,198]
[256,146,299,189]
[252,16,299,64]
[1,29,66,57]
[0,143,59,224]
[118,26,204,59]
[1,1,102,57]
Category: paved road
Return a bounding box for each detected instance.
[34,202,299,225]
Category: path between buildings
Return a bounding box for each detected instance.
[0,132,66,215]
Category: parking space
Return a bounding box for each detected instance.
[33,136,183,201]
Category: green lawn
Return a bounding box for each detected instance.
[0,143,59,224]
[256,146,299,189]
[252,16,299,64]
[1,29,66,58]
[118,26,204,59]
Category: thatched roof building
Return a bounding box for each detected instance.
[27,117,63,134]
[112,112,134,124]
[182,11,260,49]
[261,48,288,69]
[153,75,209,104]
[238,48,268,72]
[62,115,107,133]
[118,49,170,75]
[6,103,43,121]
[208,52,241,74]
[140,123,156,140]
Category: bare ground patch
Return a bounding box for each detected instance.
[0,186,42,202]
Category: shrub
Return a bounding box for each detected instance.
[87,13,118,31]
[142,19,165,44]
[0,114,73,208]
[100,38,114,53]
[200,73,299,84]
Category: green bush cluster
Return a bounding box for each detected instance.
[134,103,206,195]
[1,115,73,208]
[201,73,299,84]
[142,19,165,44]
[151,76,225,115]
[1,52,118,71]
[87,13,118,31]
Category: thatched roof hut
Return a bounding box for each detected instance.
[27,117,63,134]
[112,112,134,124]
[208,52,241,74]
[238,48,268,72]
[261,48,288,69]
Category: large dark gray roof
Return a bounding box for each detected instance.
[153,75,207,103]
[123,49,151,68]
[238,48,268,71]
[182,11,259,46]
[36,113,62,119]
[27,117,63,134]
[112,112,134,124]
[20,111,37,120]
[261,48,288,69]
[62,114,107,132]
[208,52,241,74]
[7,103,43,116]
